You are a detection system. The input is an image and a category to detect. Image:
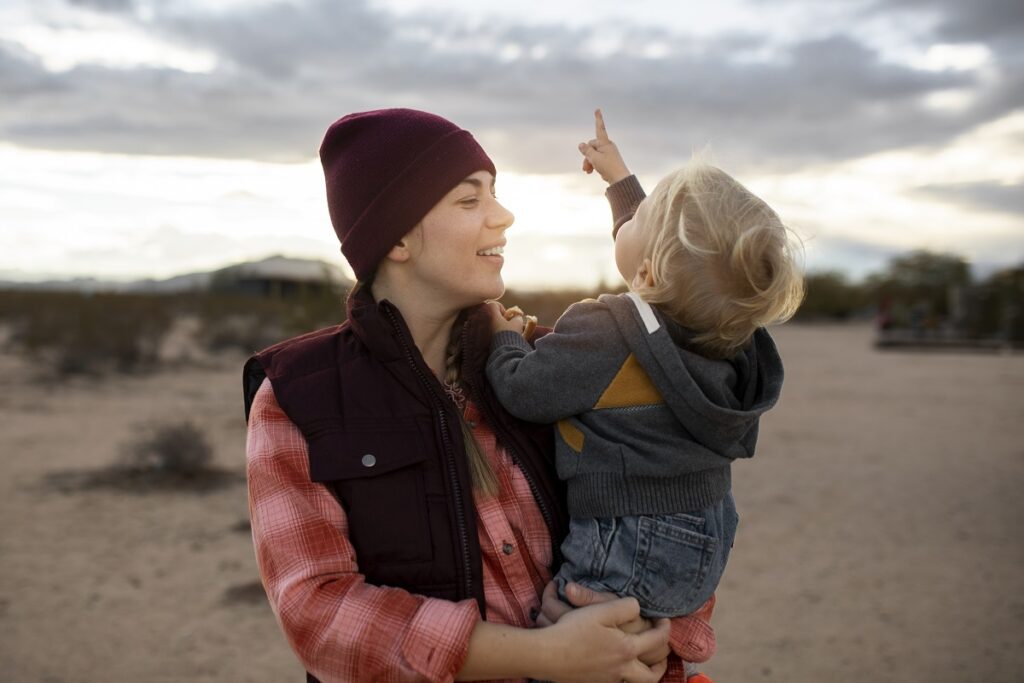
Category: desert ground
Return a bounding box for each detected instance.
[1,322,1022,682]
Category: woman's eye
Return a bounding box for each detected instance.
[460,198,479,206]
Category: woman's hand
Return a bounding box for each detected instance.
[579,109,631,185]
[538,581,672,667]
[457,596,668,683]
[542,597,670,683]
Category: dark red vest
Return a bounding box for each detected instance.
[243,286,568,666]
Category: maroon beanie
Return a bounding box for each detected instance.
[319,108,496,281]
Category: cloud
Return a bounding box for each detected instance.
[914,181,1024,216]
[880,0,1024,44]
[65,0,134,11]
[0,0,1020,174]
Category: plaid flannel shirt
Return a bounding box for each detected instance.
[247,378,715,682]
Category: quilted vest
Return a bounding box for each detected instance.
[243,285,568,681]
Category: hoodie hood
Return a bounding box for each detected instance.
[601,292,784,460]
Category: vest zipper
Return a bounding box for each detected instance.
[383,306,476,604]
[458,324,560,564]
[502,440,560,563]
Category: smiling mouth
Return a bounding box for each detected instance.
[476,246,504,257]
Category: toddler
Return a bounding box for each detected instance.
[486,111,804,630]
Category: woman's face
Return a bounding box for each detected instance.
[403,170,514,308]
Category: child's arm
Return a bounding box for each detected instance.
[484,300,626,424]
[578,109,647,237]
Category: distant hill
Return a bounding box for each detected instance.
[0,255,354,294]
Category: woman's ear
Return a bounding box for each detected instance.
[384,240,412,264]
[383,224,422,264]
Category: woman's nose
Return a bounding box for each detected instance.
[489,199,514,230]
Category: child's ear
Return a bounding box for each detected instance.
[634,259,656,288]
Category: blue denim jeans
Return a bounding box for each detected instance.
[554,493,739,618]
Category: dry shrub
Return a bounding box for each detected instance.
[45,419,240,493]
[120,420,213,476]
[2,291,174,375]
[195,292,278,353]
[194,290,345,353]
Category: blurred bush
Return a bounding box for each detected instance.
[796,271,871,320]
[45,418,242,493]
[0,288,349,374]
[2,250,1019,372]
[960,265,1024,341]
[120,420,213,476]
[194,287,347,352]
[1,291,174,375]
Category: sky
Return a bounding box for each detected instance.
[1,0,1022,289]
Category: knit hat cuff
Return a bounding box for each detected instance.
[340,129,496,280]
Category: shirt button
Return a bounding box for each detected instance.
[361,454,376,468]
[529,607,540,622]
[467,420,477,429]
[502,542,514,555]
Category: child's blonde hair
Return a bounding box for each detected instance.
[632,160,804,359]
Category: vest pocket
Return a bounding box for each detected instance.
[308,421,434,564]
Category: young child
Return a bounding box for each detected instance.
[486,111,803,644]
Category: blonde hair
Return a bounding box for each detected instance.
[443,321,499,497]
[632,160,804,359]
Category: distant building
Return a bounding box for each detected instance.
[210,255,352,299]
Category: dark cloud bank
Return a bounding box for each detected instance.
[1,0,1022,188]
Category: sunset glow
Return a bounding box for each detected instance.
[2,0,1021,288]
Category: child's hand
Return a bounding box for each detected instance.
[485,302,537,337]
[486,301,525,336]
[579,109,631,185]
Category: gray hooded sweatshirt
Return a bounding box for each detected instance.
[486,291,784,518]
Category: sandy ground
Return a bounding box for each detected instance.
[1,322,1022,682]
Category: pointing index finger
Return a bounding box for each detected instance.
[595,108,609,141]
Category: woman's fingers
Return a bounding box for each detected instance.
[635,618,671,665]
[546,598,668,683]
[622,658,667,683]
[536,580,570,627]
[628,616,671,663]
[563,581,616,608]
[593,596,642,627]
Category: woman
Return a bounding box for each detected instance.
[243,108,715,682]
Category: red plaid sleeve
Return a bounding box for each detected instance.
[669,594,716,663]
[246,379,480,682]
[659,594,717,681]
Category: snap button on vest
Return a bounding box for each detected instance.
[502,542,514,555]
[361,454,377,467]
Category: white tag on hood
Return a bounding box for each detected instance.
[625,291,661,334]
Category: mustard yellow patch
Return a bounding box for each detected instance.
[557,419,585,453]
[595,353,664,409]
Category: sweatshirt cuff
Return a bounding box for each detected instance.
[605,174,647,239]
[491,330,533,354]
[401,598,480,682]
